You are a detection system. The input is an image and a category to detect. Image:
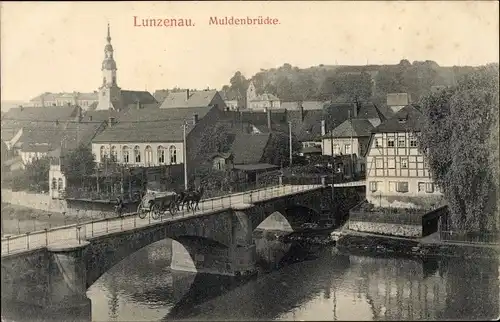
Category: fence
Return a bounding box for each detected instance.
[1,182,324,256]
[440,230,499,245]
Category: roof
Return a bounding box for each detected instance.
[153,90,170,103]
[329,119,374,138]
[230,133,270,164]
[280,101,328,111]
[92,106,213,143]
[21,144,53,153]
[287,109,324,141]
[387,93,410,106]
[159,90,219,109]
[121,90,157,106]
[323,102,386,134]
[18,121,105,153]
[29,92,98,102]
[1,106,80,141]
[224,110,289,133]
[84,109,125,122]
[357,102,386,121]
[372,104,424,133]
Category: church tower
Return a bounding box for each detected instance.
[96,24,122,110]
[246,81,257,109]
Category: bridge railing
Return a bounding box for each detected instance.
[1,183,326,256]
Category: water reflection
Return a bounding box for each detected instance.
[2,235,499,321]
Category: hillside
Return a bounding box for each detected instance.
[221,60,480,104]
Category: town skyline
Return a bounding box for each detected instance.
[1,1,499,101]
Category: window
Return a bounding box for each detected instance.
[100,146,106,160]
[134,146,141,163]
[418,182,426,192]
[144,146,152,165]
[398,137,406,147]
[401,157,408,168]
[387,138,395,147]
[375,158,383,169]
[157,146,165,163]
[344,144,351,154]
[410,138,418,147]
[112,76,116,85]
[110,146,117,161]
[374,139,380,148]
[388,181,396,192]
[425,183,434,193]
[396,182,409,193]
[52,178,57,190]
[369,181,378,192]
[57,178,63,191]
[122,146,129,163]
[169,145,177,164]
[388,158,395,169]
[333,144,340,155]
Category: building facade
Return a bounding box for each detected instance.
[365,104,442,208]
[246,81,281,110]
[29,92,99,109]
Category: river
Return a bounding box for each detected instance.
[2,228,499,321]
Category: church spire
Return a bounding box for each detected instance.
[107,23,111,43]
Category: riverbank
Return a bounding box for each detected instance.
[337,229,500,259]
[1,203,101,236]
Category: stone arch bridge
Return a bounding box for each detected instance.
[1,184,364,311]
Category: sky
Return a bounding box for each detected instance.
[1,1,499,102]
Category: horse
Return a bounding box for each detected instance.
[185,187,204,211]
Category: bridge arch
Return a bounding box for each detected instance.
[86,231,229,288]
[249,204,323,233]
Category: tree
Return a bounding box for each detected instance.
[326,72,373,102]
[229,71,249,98]
[22,156,50,192]
[61,145,95,179]
[262,132,301,167]
[197,123,232,160]
[418,64,499,233]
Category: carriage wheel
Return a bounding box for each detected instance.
[151,204,161,220]
[137,202,147,219]
[169,201,178,216]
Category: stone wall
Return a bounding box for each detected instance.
[1,188,121,218]
[1,249,50,307]
[2,189,58,212]
[348,220,422,238]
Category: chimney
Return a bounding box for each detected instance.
[352,102,358,118]
[108,116,115,127]
[186,89,190,100]
[136,100,140,110]
[267,108,272,131]
[299,101,305,121]
[321,120,326,136]
[193,113,199,125]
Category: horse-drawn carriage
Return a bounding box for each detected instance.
[136,186,204,220]
[137,190,179,220]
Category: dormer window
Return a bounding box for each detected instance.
[398,118,407,124]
